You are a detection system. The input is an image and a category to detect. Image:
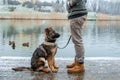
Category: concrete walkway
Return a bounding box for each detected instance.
[0,57,120,80]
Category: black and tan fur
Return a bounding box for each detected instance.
[12,27,60,73]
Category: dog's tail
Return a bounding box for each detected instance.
[12,67,32,71]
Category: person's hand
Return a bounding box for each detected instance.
[69,1,73,7]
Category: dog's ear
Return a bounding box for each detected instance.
[45,28,48,32]
[45,27,52,33]
[48,27,52,29]
[45,28,49,35]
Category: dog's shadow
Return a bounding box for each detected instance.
[31,72,55,80]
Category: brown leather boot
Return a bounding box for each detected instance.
[67,61,85,74]
[66,62,75,68]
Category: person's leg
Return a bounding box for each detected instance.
[67,16,87,73]
[72,17,85,64]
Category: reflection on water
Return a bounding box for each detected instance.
[0,20,120,57]
[84,21,120,57]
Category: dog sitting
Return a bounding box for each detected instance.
[12,27,60,73]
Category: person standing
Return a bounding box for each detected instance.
[66,0,88,73]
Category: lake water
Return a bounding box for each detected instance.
[0,20,120,58]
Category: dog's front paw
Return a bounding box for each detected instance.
[54,66,59,69]
[52,69,58,73]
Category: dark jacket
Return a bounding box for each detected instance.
[66,0,88,19]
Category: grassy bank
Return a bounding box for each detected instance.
[97,13,120,21]
[0,12,120,20]
[0,12,96,20]
[0,12,67,20]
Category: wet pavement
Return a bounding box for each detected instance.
[0,57,120,80]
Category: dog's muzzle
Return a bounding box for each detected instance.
[52,33,60,38]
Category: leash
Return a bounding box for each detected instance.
[58,35,72,49]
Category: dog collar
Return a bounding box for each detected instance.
[43,41,56,46]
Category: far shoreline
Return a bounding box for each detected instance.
[1,18,120,21]
[0,12,120,21]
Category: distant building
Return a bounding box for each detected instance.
[1,0,20,5]
[0,0,65,13]
[34,1,53,12]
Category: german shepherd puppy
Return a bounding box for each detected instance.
[12,27,60,73]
